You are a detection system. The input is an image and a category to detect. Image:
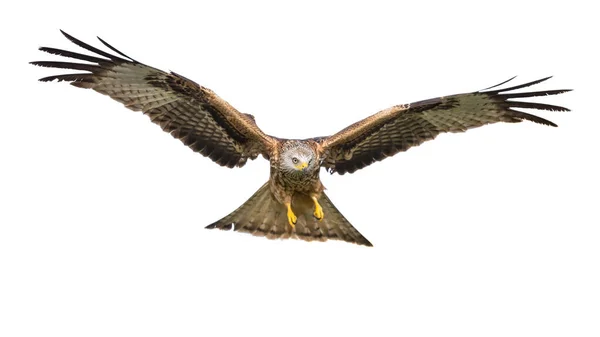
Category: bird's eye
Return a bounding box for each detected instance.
[292,157,299,164]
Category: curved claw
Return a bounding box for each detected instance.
[286,203,297,229]
[311,196,324,221]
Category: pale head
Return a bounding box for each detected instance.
[280,140,317,174]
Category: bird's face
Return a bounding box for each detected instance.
[282,145,317,174]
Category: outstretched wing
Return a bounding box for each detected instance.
[318,77,571,174]
[32,30,276,168]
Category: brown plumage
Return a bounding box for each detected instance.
[32,31,571,247]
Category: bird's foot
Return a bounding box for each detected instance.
[286,202,297,229]
[312,196,324,221]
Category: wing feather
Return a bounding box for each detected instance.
[319,77,571,174]
[32,30,275,168]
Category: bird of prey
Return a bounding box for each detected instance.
[32,31,570,247]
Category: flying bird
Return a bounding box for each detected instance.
[32,31,571,247]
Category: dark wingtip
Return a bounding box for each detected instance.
[482,76,558,94]
[481,76,517,91]
[96,35,139,63]
[54,29,129,62]
[31,65,48,82]
[29,61,51,82]
[59,29,75,41]
[507,109,559,127]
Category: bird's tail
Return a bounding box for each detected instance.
[206,182,372,246]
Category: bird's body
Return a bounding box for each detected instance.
[32,31,571,246]
[270,139,324,202]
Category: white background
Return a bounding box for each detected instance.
[1,1,598,336]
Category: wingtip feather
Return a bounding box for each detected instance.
[59,29,75,42]
[482,76,557,94]
[96,35,138,62]
[481,75,518,91]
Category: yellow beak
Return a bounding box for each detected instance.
[296,162,308,170]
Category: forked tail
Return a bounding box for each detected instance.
[206,182,372,246]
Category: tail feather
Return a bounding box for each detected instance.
[206,182,372,246]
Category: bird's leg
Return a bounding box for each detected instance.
[285,202,297,229]
[311,196,324,221]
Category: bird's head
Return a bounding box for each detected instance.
[281,141,317,174]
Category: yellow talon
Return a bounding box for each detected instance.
[286,202,297,229]
[312,196,324,221]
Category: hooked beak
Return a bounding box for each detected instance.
[296,162,308,171]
